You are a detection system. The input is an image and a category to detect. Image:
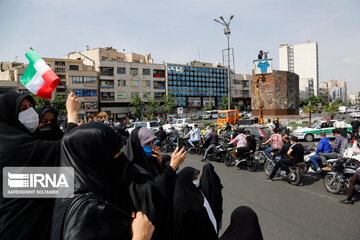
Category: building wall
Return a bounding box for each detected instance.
[252,70,299,115]
[232,73,252,110]
[279,41,319,96]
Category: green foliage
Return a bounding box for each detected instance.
[299,98,309,107]
[334,98,343,106]
[161,94,176,115]
[52,95,66,114]
[130,95,145,120]
[147,98,160,115]
[220,95,236,110]
[324,104,339,120]
[203,105,213,111]
[203,121,213,127]
[31,94,51,107]
[302,104,317,113]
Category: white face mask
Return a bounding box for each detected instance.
[18,107,39,133]
[193,179,200,188]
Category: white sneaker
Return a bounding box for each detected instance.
[308,168,315,173]
[235,160,240,166]
[280,171,287,177]
[316,168,322,173]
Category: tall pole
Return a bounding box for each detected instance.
[227,34,231,110]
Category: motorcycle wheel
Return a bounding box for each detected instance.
[289,168,301,186]
[224,153,233,167]
[324,173,341,194]
[255,152,267,165]
[264,159,273,176]
[348,159,360,168]
[246,156,259,172]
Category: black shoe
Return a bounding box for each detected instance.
[266,177,273,181]
[340,199,354,205]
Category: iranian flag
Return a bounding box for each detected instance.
[20,50,60,99]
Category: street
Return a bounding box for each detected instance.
[182,151,360,240]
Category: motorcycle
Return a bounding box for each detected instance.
[324,158,359,194]
[183,137,202,154]
[202,142,228,162]
[159,136,174,153]
[223,144,259,172]
[264,155,305,185]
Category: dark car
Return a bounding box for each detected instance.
[240,125,271,150]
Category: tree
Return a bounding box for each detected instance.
[324,104,339,120]
[147,98,160,115]
[303,104,317,126]
[299,98,309,107]
[30,94,51,107]
[334,98,344,106]
[52,95,66,114]
[220,95,236,110]
[161,94,176,118]
[203,105,213,111]
[130,94,144,120]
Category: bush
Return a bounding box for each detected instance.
[203,121,213,127]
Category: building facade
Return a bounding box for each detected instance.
[231,73,252,111]
[67,47,165,118]
[166,61,228,111]
[252,70,299,115]
[279,41,319,97]
[319,79,348,102]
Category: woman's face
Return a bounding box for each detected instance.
[145,140,155,147]
[19,98,33,113]
[193,173,199,180]
[39,111,56,127]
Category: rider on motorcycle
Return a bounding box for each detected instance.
[262,128,283,157]
[169,127,179,147]
[185,124,201,150]
[267,135,291,180]
[245,130,257,153]
[154,126,168,147]
[309,131,332,173]
[228,128,248,166]
[201,127,218,162]
[320,129,347,170]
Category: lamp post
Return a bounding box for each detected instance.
[214,15,234,110]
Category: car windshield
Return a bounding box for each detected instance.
[150,122,159,127]
[310,122,320,128]
[218,113,227,119]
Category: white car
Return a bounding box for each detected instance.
[163,118,198,133]
[127,121,160,133]
[292,120,352,142]
[350,110,360,118]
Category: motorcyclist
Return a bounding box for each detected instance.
[267,135,291,180]
[154,126,168,146]
[245,130,256,153]
[228,128,248,165]
[262,128,283,157]
[351,117,360,140]
[309,131,332,173]
[185,124,201,150]
[169,126,179,147]
[225,122,232,132]
[201,127,218,162]
[320,129,347,170]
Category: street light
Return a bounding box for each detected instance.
[214,15,234,110]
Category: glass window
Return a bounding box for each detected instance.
[55,61,65,66]
[143,80,150,87]
[117,67,126,74]
[218,113,227,119]
[117,92,127,98]
[69,65,79,71]
[153,69,165,78]
[83,76,97,84]
[130,68,138,76]
[150,122,160,127]
[101,56,107,61]
[117,79,126,87]
[72,76,83,84]
[100,67,114,76]
[82,102,98,110]
[58,75,66,79]
[143,92,151,98]
[131,92,139,98]
[55,68,66,73]
[131,80,139,87]
[143,68,151,75]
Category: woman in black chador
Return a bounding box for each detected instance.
[51,122,154,240]
[0,92,80,240]
[173,167,218,240]
[124,127,186,240]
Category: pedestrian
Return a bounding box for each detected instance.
[335,118,347,138]
[199,163,223,233]
[51,122,154,240]
[173,167,218,240]
[124,127,186,240]
[219,206,263,240]
[0,92,80,240]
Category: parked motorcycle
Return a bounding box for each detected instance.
[324,158,359,194]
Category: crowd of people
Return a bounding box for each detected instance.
[0,91,263,240]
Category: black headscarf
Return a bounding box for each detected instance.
[219,206,263,240]
[173,167,218,240]
[34,106,63,140]
[0,91,35,132]
[51,122,134,240]
[199,163,223,232]
[0,92,60,240]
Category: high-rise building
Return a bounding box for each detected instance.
[231,73,252,111]
[319,79,348,102]
[279,41,319,97]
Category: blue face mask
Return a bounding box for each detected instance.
[143,146,153,158]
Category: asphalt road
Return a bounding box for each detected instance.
[182,152,360,240]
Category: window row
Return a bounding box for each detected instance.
[73,89,97,97]
[168,65,227,73]
[168,71,227,78]
[72,76,97,84]
[169,81,227,87]
[82,102,98,110]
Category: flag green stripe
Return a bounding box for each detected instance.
[20,63,37,86]
[25,50,42,64]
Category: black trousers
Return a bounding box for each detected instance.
[269,157,295,179]
[352,129,359,140]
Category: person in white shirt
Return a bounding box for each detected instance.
[335,118,347,138]
[267,119,275,130]
[187,124,201,148]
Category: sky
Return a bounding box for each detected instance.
[1,0,360,93]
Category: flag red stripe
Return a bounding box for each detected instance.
[37,70,60,99]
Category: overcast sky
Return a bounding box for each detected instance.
[1,0,359,93]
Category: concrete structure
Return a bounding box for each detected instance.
[348,94,356,104]
[0,59,98,117]
[67,47,165,118]
[166,61,228,113]
[279,41,319,97]
[231,73,252,111]
[319,79,347,102]
[252,70,299,115]
[318,88,331,102]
